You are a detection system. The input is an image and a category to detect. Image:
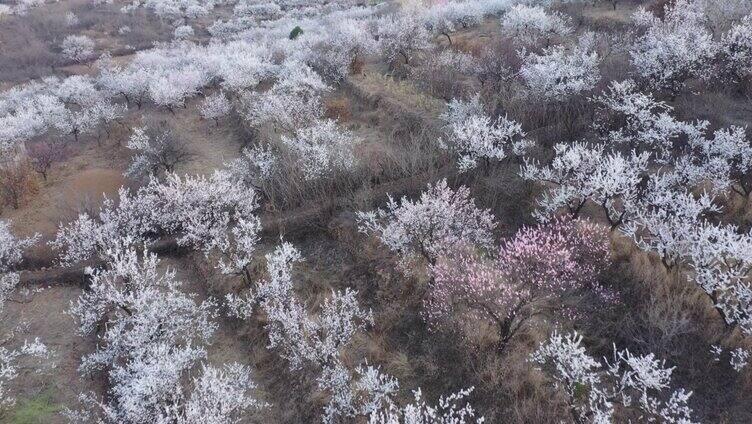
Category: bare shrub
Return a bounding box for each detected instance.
[324,97,352,121]
[350,55,365,75]
[0,18,58,82]
[412,51,479,100]
[506,95,593,143]
[26,140,67,181]
[125,122,194,178]
[0,161,39,210]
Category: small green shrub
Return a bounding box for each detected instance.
[289,26,303,40]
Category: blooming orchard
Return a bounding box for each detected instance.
[3,0,752,421]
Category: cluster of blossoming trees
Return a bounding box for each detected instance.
[0,74,124,154]
[45,157,486,422]
[518,75,752,344]
[2,0,752,422]
[0,221,48,409]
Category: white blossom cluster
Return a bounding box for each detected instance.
[124,126,185,177]
[595,80,752,191]
[722,14,752,80]
[520,142,650,226]
[308,17,378,81]
[519,34,601,102]
[629,0,752,91]
[64,244,267,423]
[0,75,124,152]
[356,179,497,266]
[61,35,96,64]
[51,170,260,273]
[121,0,217,22]
[593,79,699,161]
[522,76,752,338]
[227,242,483,422]
[280,118,360,180]
[240,60,361,181]
[376,10,433,66]
[1,0,45,16]
[440,95,531,172]
[711,345,751,373]
[369,387,485,424]
[531,331,696,424]
[372,0,540,67]
[227,243,391,422]
[198,91,231,125]
[0,220,46,408]
[96,42,241,113]
[500,4,572,46]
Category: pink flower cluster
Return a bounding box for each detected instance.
[424,218,612,329]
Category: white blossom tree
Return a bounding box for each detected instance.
[594,80,752,194]
[621,182,719,269]
[686,221,752,336]
[148,67,207,114]
[98,64,152,109]
[0,220,46,408]
[242,64,329,133]
[377,10,432,66]
[50,186,158,266]
[500,4,573,47]
[630,0,718,92]
[531,331,695,424]
[65,244,265,423]
[198,91,231,126]
[721,14,752,82]
[232,1,281,20]
[223,144,278,187]
[673,125,752,195]
[52,170,260,269]
[280,119,360,180]
[61,35,96,64]
[520,142,650,227]
[226,242,396,422]
[422,3,457,45]
[125,126,193,177]
[141,171,261,263]
[173,25,195,40]
[214,42,274,92]
[593,79,700,162]
[65,11,79,26]
[309,18,377,80]
[165,363,268,424]
[55,75,101,108]
[520,34,601,102]
[356,179,497,266]
[441,96,531,172]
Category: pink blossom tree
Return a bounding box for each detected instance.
[425,219,612,353]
